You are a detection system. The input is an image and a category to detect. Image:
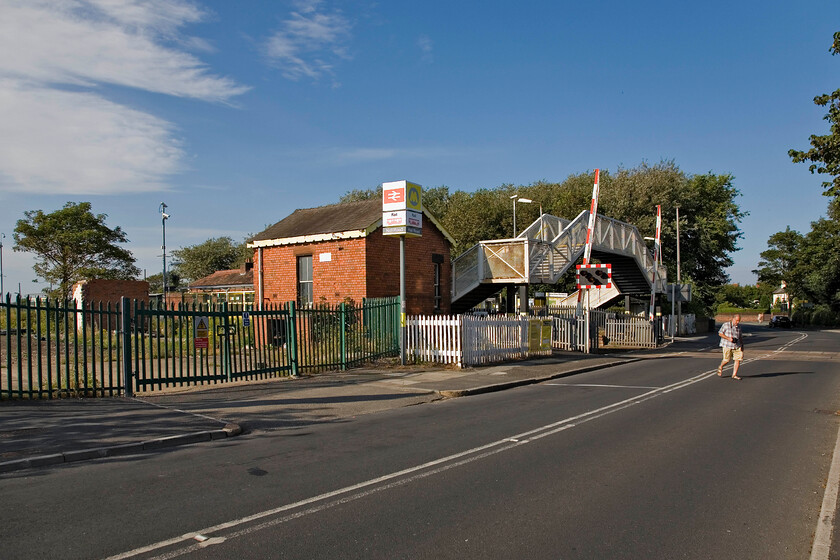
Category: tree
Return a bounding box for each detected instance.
[171,237,249,283]
[338,161,745,314]
[753,227,804,293]
[796,200,840,311]
[789,31,840,198]
[13,202,139,298]
[145,271,181,294]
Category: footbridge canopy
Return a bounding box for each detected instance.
[450,210,667,314]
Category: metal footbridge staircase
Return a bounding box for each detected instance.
[450,211,667,314]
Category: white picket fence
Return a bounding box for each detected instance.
[404,315,463,366]
[405,310,662,368]
[405,314,551,367]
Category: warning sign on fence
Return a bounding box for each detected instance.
[194,316,209,349]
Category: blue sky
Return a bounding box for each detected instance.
[1,0,838,296]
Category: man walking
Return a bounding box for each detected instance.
[718,314,743,380]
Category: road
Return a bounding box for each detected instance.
[2,327,839,559]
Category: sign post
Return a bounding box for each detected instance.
[649,205,662,323]
[382,180,423,365]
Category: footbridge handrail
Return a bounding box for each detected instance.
[451,211,667,306]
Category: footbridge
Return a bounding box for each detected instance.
[450,210,667,314]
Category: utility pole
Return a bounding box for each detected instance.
[675,205,682,336]
[159,203,170,304]
[0,233,5,298]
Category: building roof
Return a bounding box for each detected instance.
[189,268,254,290]
[248,199,455,248]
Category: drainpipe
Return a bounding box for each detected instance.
[258,246,264,311]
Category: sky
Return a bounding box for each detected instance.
[1,0,838,296]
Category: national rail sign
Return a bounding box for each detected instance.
[576,263,612,289]
[383,180,422,237]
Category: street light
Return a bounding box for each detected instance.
[159,203,170,304]
[510,195,533,237]
[0,233,5,298]
[675,204,682,336]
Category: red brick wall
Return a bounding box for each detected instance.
[259,238,368,307]
[256,221,452,315]
[72,279,150,330]
[365,226,451,315]
[75,279,150,305]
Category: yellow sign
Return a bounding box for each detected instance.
[406,182,422,212]
[194,316,209,349]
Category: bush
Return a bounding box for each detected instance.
[715,305,766,315]
[810,305,837,327]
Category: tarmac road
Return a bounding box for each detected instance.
[2,327,840,559]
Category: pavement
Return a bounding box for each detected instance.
[0,337,711,474]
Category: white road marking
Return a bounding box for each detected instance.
[106,334,815,560]
[545,383,661,390]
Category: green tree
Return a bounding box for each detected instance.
[797,200,840,311]
[13,202,139,298]
[339,186,381,203]
[789,31,840,198]
[753,227,804,295]
[171,236,249,283]
[145,271,181,294]
[339,161,745,314]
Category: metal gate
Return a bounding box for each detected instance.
[2,295,400,399]
[129,301,294,393]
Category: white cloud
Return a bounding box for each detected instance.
[0,0,249,195]
[0,79,182,194]
[417,35,434,64]
[264,1,352,82]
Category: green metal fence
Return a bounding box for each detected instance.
[1,294,400,399]
[1,295,124,399]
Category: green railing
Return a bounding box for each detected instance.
[1,295,123,399]
[293,297,401,374]
[1,294,401,399]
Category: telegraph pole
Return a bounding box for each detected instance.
[675,205,682,336]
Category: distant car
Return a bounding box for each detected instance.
[769,315,791,328]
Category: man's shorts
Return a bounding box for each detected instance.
[722,347,744,361]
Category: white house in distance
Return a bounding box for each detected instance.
[772,281,790,310]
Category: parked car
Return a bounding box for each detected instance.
[769,315,792,328]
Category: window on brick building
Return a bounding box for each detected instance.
[297,255,313,308]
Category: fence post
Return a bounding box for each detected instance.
[286,301,299,377]
[340,302,347,371]
[121,297,133,397]
[222,302,231,382]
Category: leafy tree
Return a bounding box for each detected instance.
[339,161,745,314]
[145,271,181,294]
[789,31,840,198]
[13,202,139,298]
[171,236,249,283]
[796,200,840,311]
[339,186,381,203]
[753,227,804,294]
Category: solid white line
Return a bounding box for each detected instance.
[545,383,661,390]
[811,394,840,560]
[106,335,811,560]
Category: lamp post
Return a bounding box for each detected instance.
[0,233,5,298]
[510,195,533,237]
[675,204,682,336]
[159,203,170,303]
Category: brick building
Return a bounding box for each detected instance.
[71,279,149,330]
[187,262,255,309]
[248,199,454,315]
